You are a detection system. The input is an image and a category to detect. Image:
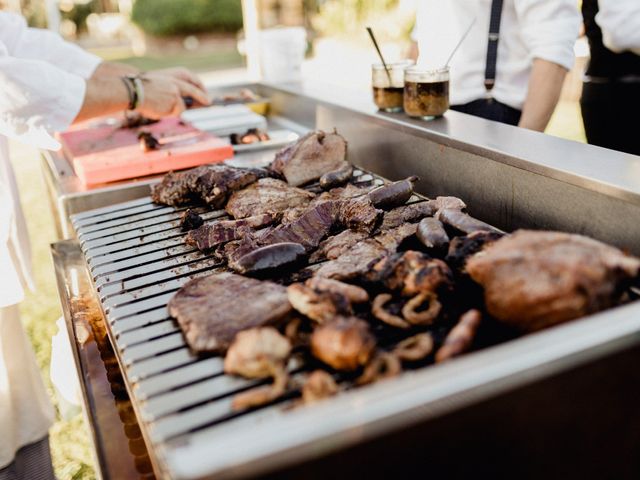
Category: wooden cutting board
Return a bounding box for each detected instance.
[58,117,233,186]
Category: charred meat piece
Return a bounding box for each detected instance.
[367,176,418,209]
[180,209,204,232]
[437,208,502,235]
[311,316,376,371]
[417,217,450,250]
[168,273,291,353]
[271,130,348,187]
[319,163,354,190]
[379,202,437,230]
[305,277,369,304]
[466,230,640,331]
[231,242,306,274]
[261,202,337,251]
[138,131,160,151]
[355,352,402,385]
[120,113,159,129]
[302,370,339,404]
[446,230,504,273]
[435,309,481,362]
[371,251,453,297]
[185,213,277,250]
[226,178,315,219]
[151,166,209,206]
[287,283,351,323]
[230,128,270,145]
[337,196,382,233]
[309,230,368,263]
[316,223,417,280]
[192,165,265,208]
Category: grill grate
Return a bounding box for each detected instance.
[73,169,444,477]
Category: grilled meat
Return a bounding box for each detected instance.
[371,251,453,297]
[379,202,436,230]
[466,230,640,331]
[437,208,501,235]
[393,333,434,362]
[435,309,481,362]
[446,230,504,273]
[168,273,291,353]
[320,163,354,190]
[372,293,411,329]
[433,196,466,211]
[224,327,291,378]
[271,130,348,186]
[309,230,369,263]
[337,196,382,233]
[231,242,306,274]
[138,131,160,151]
[151,165,263,207]
[287,283,352,323]
[316,223,417,280]
[302,370,339,404]
[402,292,442,325]
[186,213,277,250]
[311,316,376,371]
[355,352,401,385]
[305,277,369,304]
[180,209,204,232]
[226,178,315,219]
[417,217,450,250]
[368,176,418,209]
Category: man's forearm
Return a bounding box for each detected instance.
[518,58,568,132]
[73,75,129,124]
[91,61,140,79]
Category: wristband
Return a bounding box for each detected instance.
[132,76,145,110]
[120,76,136,110]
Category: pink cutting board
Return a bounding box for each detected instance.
[58,117,233,186]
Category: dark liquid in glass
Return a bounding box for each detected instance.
[404,80,449,117]
[373,87,404,111]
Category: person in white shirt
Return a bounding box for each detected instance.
[581,0,640,155]
[0,12,209,480]
[409,0,580,132]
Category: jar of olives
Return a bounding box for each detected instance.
[403,66,450,118]
[371,60,413,112]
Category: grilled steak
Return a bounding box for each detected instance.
[309,229,369,263]
[151,165,264,207]
[168,273,292,353]
[226,178,315,219]
[379,202,436,230]
[316,223,417,280]
[271,130,348,186]
[466,230,640,331]
[186,213,277,251]
[338,196,382,233]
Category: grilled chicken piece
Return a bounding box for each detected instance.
[417,217,450,250]
[311,316,376,371]
[466,230,640,331]
[271,130,348,186]
[446,231,504,273]
[371,251,454,297]
[437,208,502,235]
[224,327,292,378]
[435,309,481,362]
[301,370,339,404]
[226,178,315,219]
[287,283,351,323]
[168,273,291,353]
[379,202,437,230]
[186,213,277,250]
[316,223,417,280]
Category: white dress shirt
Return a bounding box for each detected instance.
[412,0,580,110]
[596,0,640,55]
[0,12,101,468]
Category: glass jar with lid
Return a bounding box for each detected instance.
[403,66,450,118]
[371,60,413,112]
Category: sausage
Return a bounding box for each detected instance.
[435,309,482,362]
[417,217,450,249]
[367,176,419,209]
[235,242,306,273]
[437,208,502,235]
[319,163,354,190]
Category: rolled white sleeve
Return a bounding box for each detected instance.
[0,56,86,150]
[596,0,640,55]
[515,0,581,71]
[0,12,101,79]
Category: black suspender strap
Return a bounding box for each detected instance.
[485,0,504,92]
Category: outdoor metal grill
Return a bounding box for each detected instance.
[49,82,640,480]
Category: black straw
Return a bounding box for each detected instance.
[366,27,393,84]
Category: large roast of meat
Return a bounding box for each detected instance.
[151,128,640,410]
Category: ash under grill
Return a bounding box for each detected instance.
[74,169,444,477]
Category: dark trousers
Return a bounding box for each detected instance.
[451,98,522,126]
[580,81,640,156]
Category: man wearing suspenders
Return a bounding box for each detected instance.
[410,0,580,132]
